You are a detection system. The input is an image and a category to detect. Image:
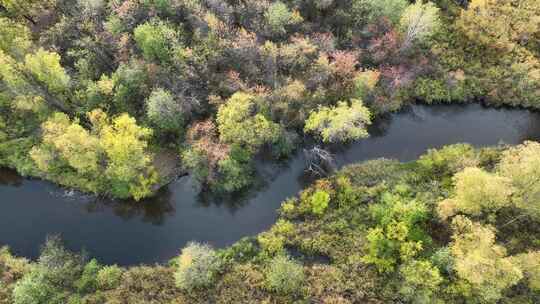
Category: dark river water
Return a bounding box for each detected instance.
[2,103,540,265]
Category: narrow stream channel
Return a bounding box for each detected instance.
[2,103,540,265]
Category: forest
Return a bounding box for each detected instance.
[0,0,539,303]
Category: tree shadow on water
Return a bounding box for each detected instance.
[194,174,268,214]
[84,187,176,226]
[0,168,23,187]
[192,156,301,213]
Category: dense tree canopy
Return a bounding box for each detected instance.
[145,88,185,133]
[457,0,540,52]
[0,17,31,58]
[400,1,441,49]
[30,109,157,200]
[24,49,70,96]
[217,92,281,152]
[133,20,182,64]
[438,167,513,219]
[498,141,540,219]
[304,99,371,143]
[450,215,523,302]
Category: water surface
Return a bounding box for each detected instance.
[2,103,540,265]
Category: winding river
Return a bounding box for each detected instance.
[2,103,540,265]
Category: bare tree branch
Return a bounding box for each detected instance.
[304,146,335,177]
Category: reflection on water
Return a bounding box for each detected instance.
[0,168,23,187]
[84,187,176,226]
[1,103,540,265]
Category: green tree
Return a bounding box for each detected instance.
[75,259,101,294]
[133,19,180,63]
[310,189,330,216]
[217,92,281,152]
[510,251,540,291]
[29,112,103,192]
[437,167,514,220]
[96,265,123,290]
[265,255,304,295]
[0,17,31,59]
[457,0,540,52]
[0,50,70,112]
[182,121,254,193]
[82,75,114,112]
[181,147,211,185]
[354,70,380,100]
[450,216,523,302]
[498,141,540,220]
[0,247,30,303]
[98,110,156,200]
[400,1,441,49]
[12,269,59,304]
[304,99,371,143]
[417,144,478,177]
[30,109,157,200]
[0,50,32,98]
[111,60,150,115]
[145,88,185,133]
[31,113,101,175]
[12,237,89,304]
[0,0,54,24]
[174,242,221,291]
[399,260,443,303]
[24,49,70,96]
[362,192,429,273]
[213,145,252,193]
[264,1,303,36]
[352,0,408,26]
